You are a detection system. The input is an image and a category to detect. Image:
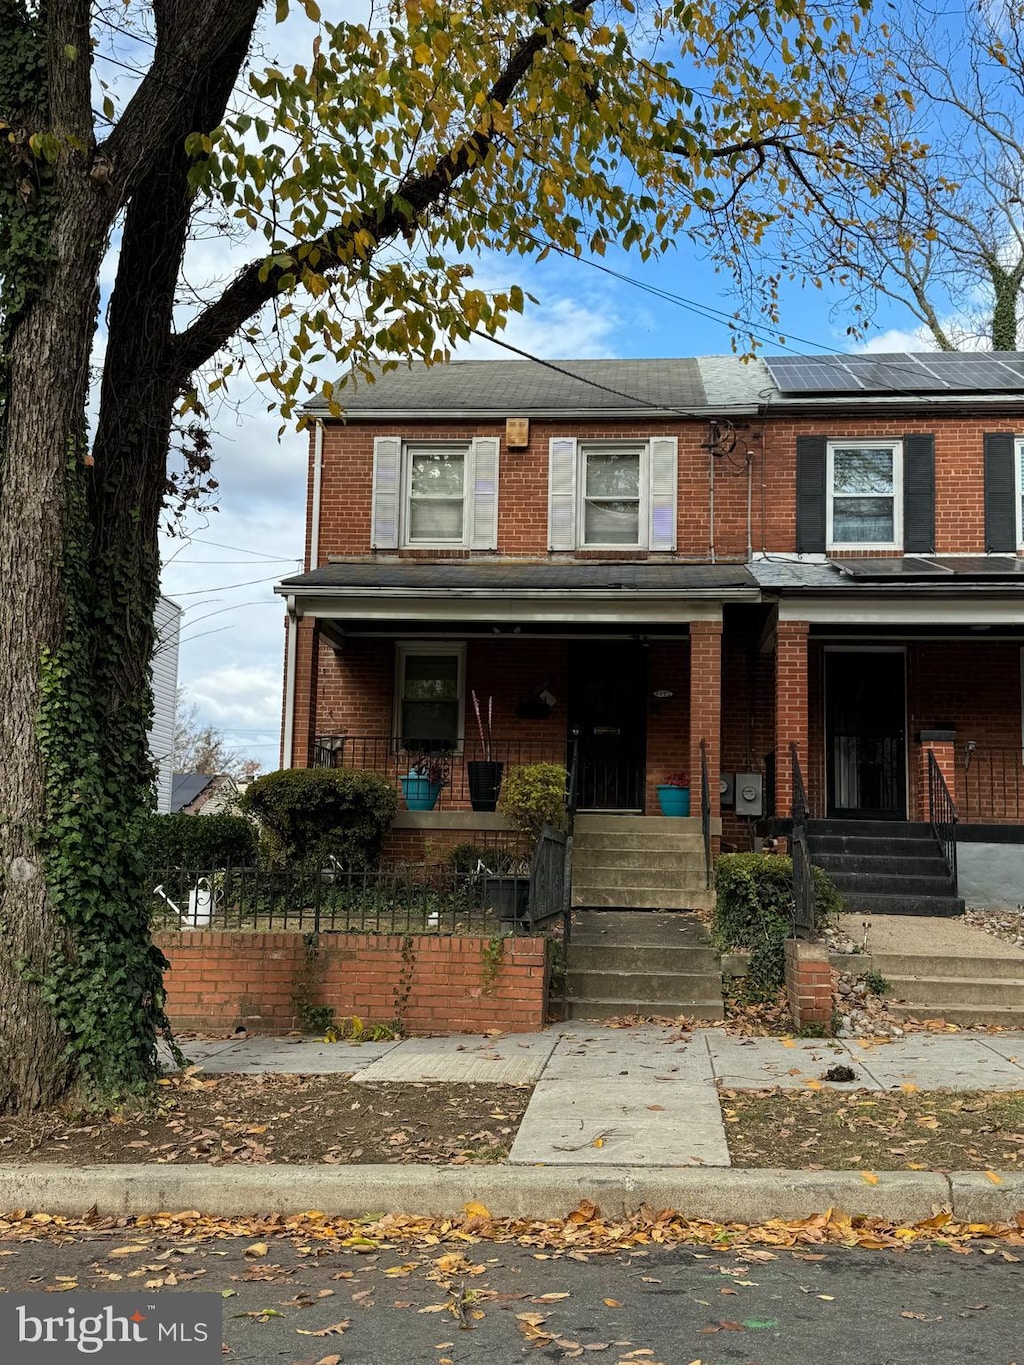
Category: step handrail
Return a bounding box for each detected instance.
[789,742,815,935]
[926,749,959,895]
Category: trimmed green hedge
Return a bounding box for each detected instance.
[141,812,258,868]
[499,763,567,839]
[239,767,397,867]
[711,852,843,1000]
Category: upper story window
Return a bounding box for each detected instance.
[1016,438,1024,549]
[827,440,903,550]
[371,437,499,550]
[549,436,678,551]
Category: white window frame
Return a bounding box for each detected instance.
[401,441,473,549]
[826,438,904,552]
[577,440,649,550]
[393,642,466,754]
[1015,437,1024,550]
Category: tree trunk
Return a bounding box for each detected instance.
[0,183,108,1111]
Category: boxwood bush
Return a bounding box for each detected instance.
[239,767,397,867]
[499,763,567,839]
[141,812,258,868]
[711,852,844,1000]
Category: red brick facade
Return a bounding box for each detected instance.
[155,931,549,1035]
[282,393,1024,837]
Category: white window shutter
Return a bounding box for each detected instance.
[648,436,678,551]
[371,436,402,548]
[548,437,578,550]
[469,437,500,549]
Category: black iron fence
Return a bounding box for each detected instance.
[958,744,1024,824]
[313,734,568,808]
[526,825,567,931]
[927,750,959,893]
[790,742,815,935]
[150,861,538,936]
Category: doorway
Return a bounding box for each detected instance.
[568,642,648,811]
[825,648,907,819]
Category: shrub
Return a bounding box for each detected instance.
[239,767,397,867]
[141,812,258,868]
[445,842,528,876]
[499,763,568,839]
[711,852,843,1000]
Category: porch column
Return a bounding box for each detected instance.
[289,616,320,768]
[775,620,809,815]
[689,619,722,826]
[915,729,957,823]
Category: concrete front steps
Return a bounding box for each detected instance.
[565,910,725,1021]
[833,913,1024,1027]
[571,814,714,912]
[808,819,964,917]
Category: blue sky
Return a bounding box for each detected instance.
[140,2,944,772]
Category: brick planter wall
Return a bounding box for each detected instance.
[154,931,549,1035]
[784,937,834,1032]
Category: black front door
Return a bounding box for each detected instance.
[825,650,906,819]
[569,643,647,811]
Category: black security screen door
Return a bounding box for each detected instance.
[569,642,647,811]
[825,650,906,819]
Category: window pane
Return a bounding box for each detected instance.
[832,496,894,543]
[403,654,459,700]
[833,447,893,496]
[401,653,459,747]
[585,449,640,497]
[410,448,464,495]
[409,499,464,540]
[584,499,640,544]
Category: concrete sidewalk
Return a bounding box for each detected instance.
[163,1021,1024,1171]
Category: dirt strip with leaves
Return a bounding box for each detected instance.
[724,1087,1024,1171]
[0,1073,530,1166]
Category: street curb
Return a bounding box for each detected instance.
[3,1164,1019,1224]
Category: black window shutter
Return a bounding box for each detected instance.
[984,433,1016,552]
[903,434,935,553]
[796,436,827,553]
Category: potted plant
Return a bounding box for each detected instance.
[400,751,451,811]
[467,691,503,812]
[656,771,691,816]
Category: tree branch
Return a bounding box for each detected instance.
[170,0,591,379]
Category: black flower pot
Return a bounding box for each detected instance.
[467,760,504,812]
[483,875,530,926]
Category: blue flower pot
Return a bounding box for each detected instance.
[656,785,690,816]
[401,775,442,811]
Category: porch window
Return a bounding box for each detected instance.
[827,440,903,549]
[395,644,464,751]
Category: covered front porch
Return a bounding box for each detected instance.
[278,561,758,851]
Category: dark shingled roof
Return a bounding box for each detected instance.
[279,561,756,592]
[309,357,708,415]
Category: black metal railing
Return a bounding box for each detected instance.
[927,750,959,892]
[527,825,567,931]
[700,738,712,890]
[957,744,1024,824]
[313,734,568,808]
[790,742,815,935]
[150,862,535,936]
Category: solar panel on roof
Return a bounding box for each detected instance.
[765,351,1024,394]
[831,557,951,578]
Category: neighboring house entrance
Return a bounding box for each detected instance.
[569,642,647,811]
[825,648,907,819]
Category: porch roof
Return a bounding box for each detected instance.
[276,559,758,625]
[751,555,1024,592]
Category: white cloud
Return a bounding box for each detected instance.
[849,327,937,354]
[188,663,282,730]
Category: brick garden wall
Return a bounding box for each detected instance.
[155,931,550,1035]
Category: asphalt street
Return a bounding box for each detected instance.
[0,1234,1021,1364]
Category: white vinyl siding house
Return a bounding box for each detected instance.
[149,595,182,814]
